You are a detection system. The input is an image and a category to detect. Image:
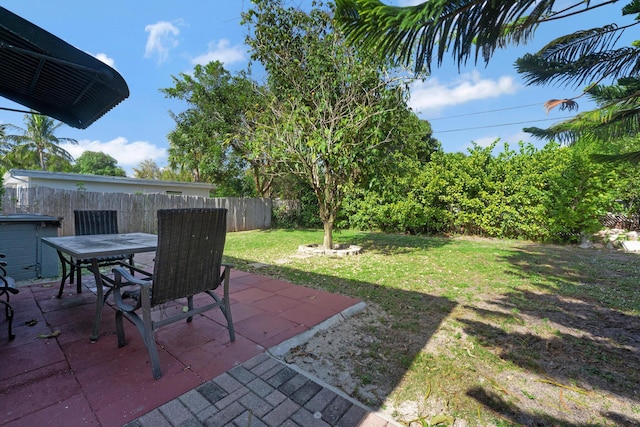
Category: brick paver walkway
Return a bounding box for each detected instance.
[127,352,397,427]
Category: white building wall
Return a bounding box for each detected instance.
[3,170,214,197]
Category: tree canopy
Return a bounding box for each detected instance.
[73,151,126,177]
[242,0,430,248]
[161,61,260,196]
[133,159,162,180]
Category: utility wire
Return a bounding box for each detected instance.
[426,102,543,121]
[435,116,574,134]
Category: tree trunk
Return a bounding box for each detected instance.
[323,220,333,249]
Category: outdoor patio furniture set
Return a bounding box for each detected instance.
[13,208,235,380]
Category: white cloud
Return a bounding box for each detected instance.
[144,21,181,64]
[61,137,167,176]
[409,70,520,113]
[190,39,245,66]
[92,53,116,68]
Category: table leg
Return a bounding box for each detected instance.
[90,258,103,342]
[55,250,74,299]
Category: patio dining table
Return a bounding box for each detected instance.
[42,232,157,341]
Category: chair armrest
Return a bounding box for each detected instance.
[112,266,152,312]
[112,265,152,288]
[0,274,18,293]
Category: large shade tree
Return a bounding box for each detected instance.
[335,0,640,156]
[73,151,126,176]
[161,61,263,196]
[242,0,425,249]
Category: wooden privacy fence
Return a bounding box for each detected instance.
[1,187,272,236]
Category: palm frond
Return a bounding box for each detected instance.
[526,91,640,143]
[544,99,579,112]
[517,46,640,87]
[622,0,640,15]
[588,77,640,102]
[524,123,582,144]
[591,151,640,163]
[540,25,625,62]
[335,0,555,73]
[515,21,640,88]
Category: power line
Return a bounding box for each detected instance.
[435,116,574,134]
[426,102,543,121]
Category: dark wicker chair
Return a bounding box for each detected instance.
[0,253,18,340]
[57,210,134,298]
[111,208,234,379]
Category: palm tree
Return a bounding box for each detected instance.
[0,123,16,173]
[6,113,77,170]
[334,0,640,154]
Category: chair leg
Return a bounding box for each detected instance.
[116,310,126,347]
[144,327,162,380]
[0,300,15,340]
[221,265,235,342]
[128,254,135,276]
[186,295,194,323]
[117,285,163,379]
[224,296,235,342]
[140,295,162,379]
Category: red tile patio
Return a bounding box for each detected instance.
[0,260,361,426]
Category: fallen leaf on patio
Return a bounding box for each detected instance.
[25,319,38,327]
[38,330,61,339]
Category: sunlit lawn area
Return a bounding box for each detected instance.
[223,229,640,426]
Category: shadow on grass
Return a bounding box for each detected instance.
[345,232,453,255]
[467,386,640,427]
[457,245,640,425]
[227,236,640,425]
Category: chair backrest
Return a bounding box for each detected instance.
[151,208,228,305]
[74,210,119,236]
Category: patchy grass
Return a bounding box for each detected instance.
[224,229,640,426]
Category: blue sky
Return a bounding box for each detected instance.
[0,1,630,176]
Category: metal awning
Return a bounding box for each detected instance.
[0,7,129,129]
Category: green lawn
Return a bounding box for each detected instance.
[223,229,640,426]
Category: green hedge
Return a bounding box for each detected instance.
[341,141,622,243]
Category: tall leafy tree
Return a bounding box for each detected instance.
[73,151,126,176]
[161,61,263,195]
[243,0,421,248]
[133,159,163,179]
[5,113,76,171]
[335,0,640,154]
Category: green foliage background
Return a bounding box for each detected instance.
[333,141,629,243]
